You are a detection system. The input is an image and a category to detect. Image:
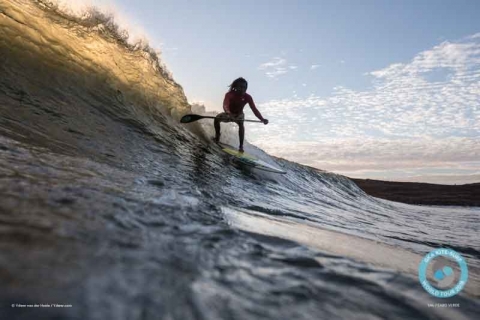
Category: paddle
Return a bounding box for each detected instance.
[180,114,264,124]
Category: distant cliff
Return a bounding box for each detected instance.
[352,179,480,207]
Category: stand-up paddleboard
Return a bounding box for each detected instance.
[214,141,286,174]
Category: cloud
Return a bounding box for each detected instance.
[310,64,320,70]
[370,41,480,80]
[250,137,480,180]
[259,57,286,69]
[247,34,480,183]
[258,57,296,78]
[257,35,480,139]
[466,33,480,40]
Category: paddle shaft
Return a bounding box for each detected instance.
[196,115,263,123]
[180,114,263,123]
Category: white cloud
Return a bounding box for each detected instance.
[310,64,320,70]
[265,68,288,78]
[467,33,480,40]
[258,57,296,78]
[247,34,480,183]
[259,36,480,138]
[258,57,286,69]
[251,137,480,174]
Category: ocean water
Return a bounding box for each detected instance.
[0,1,479,319]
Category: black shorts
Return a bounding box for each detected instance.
[215,112,245,124]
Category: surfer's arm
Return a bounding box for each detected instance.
[223,93,231,114]
[247,96,264,121]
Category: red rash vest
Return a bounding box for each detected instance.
[223,91,264,121]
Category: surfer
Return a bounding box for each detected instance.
[214,77,268,153]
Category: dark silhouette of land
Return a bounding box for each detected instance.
[351,179,480,207]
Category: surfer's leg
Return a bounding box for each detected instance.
[214,113,229,142]
[237,122,244,152]
[234,113,245,152]
[214,118,221,142]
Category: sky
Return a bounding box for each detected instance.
[69,0,479,184]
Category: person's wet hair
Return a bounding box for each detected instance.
[229,77,248,91]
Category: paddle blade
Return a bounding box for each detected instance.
[180,114,204,123]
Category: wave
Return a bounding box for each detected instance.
[1,0,191,122]
[1,1,479,319]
